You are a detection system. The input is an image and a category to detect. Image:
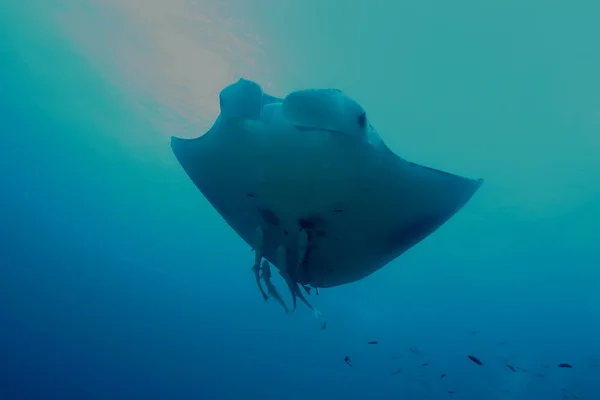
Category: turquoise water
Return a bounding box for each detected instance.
[1,2,599,399]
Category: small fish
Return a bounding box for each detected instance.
[252,262,268,301]
[321,321,327,330]
[506,364,517,372]
[261,260,289,314]
[558,363,573,368]
[251,226,268,301]
[421,363,429,366]
[278,245,321,317]
[296,229,309,276]
[447,391,454,395]
[440,373,447,378]
[276,246,297,311]
[367,341,378,345]
[344,356,352,367]
[467,355,483,365]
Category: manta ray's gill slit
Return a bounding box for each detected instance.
[258,207,279,227]
[297,216,325,231]
[293,217,327,285]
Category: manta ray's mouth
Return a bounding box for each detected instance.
[293,125,344,135]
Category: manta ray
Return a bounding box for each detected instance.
[171,78,483,313]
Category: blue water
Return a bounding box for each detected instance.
[1,2,599,399]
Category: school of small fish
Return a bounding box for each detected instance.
[333,334,586,398]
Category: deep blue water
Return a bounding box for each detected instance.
[1,2,599,399]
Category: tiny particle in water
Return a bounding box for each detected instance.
[391,368,401,375]
[421,363,429,366]
[368,341,378,345]
[468,355,483,365]
[440,373,447,378]
[558,363,573,368]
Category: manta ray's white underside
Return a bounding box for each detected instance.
[171,79,482,289]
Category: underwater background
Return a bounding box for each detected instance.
[1,1,599,399]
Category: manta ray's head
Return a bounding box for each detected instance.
[282,88,368,138]
[219,78,264,120]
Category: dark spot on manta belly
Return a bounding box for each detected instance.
[259,208,279,227]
